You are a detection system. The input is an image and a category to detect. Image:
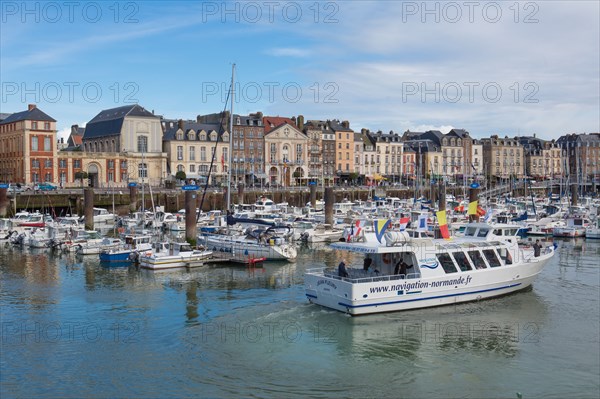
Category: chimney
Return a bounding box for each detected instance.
[342,120,349,129]
[178,119,184,129]
[28,104,36,111]
[297,115,304,131]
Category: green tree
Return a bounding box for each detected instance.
[74,171,88,187]
[175,171,186,181]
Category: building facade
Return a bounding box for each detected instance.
[0,104,57,185]
[162,119,229,186]
[264,123,309,186]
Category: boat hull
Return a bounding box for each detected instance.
[201,234,297,261]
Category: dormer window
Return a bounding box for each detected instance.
[176,131,183,140]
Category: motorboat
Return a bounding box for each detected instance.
[99,234,153,262]
[138,242,213,270]
[305,222,555,315]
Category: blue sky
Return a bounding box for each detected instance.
[1,1,598,141]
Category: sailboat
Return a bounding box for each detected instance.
[196,64,297,262]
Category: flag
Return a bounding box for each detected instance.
[468,200,478,215]
[436,210,450,239]
[417,214,428,232]
[373,219,391,243]
[221,153,225,169]
[471,163,477,171]
[483,208,493,222]
[347,220,366,240]
[398,217,410,231]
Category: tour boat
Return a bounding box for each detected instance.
[138,242,213,270]
[305,222,555,315]
[99,234,153,262]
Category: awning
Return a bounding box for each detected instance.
[253,173,268,179]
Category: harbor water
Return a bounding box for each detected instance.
[1,239,599,398]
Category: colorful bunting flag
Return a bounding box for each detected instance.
[373,219,392,243]
[436,210,450,239]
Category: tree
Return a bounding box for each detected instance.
[175,171,186,181]
[74,171,88,187]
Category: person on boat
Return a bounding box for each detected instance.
[394,259,408,276]
[533,240,541,257]
[363,256,373,272]
[338,259,349,278]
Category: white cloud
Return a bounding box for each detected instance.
[269,47,311,58]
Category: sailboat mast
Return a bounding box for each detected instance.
[226,63,235,212]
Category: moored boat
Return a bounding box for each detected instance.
[138,242,212,270]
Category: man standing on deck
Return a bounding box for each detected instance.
[533,240,541,257]
[338,259,349,278]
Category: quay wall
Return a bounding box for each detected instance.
[7,186,556,217]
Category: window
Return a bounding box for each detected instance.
[200,147,206,161]
[498,248,513,265]
[44,122,50,130]
[177,164,184,172]
[468,250,487,269]
[137,136,148,153]
[74,160,81,168]
[177,146,183,160]
[138,163,147,178]
[189,146,195,161]
[108,171,114,182]
[483,249,501,267]
[59,159,67,168]
[44,137,51,151]
[437,253,458,273]
[32,137,38,151]
[189,164,195,173]
[45,159,52,167]
[44,173,52,182]
[32,122,38,129]
[452,251,472,271]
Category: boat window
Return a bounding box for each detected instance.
[477,228,489,238]
[493,228,503,236]
[436,253,458,274]
[497,248,513,265]
[452,251,472,271]
[483,249,501,267]
[464,227,477,236]
[467,250,487,269]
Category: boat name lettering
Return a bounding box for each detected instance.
[372,275,473,294]
[317,279,337,289]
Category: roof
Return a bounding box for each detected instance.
[163,121,224,141]
[0,113,12,122]
[327,119,353,132]
[0,107,56,124]
[263,116,296,133]
[83,104,157,139]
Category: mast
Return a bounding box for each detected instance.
[226,63,235,212]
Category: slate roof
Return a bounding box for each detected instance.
[0,113,13,122]
[163,121,224,141]
[327,119,353,132]
[83,104,156,139]
[0,107,56,124]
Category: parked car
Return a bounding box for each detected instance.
[35,183,58,191]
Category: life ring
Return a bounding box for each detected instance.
[118,227,125,234]
[382,253,392,264]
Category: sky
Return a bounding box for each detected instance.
[1,1,599,141]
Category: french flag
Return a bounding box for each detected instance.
[399,217,410,231]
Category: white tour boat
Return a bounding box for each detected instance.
[305,222,555,315]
